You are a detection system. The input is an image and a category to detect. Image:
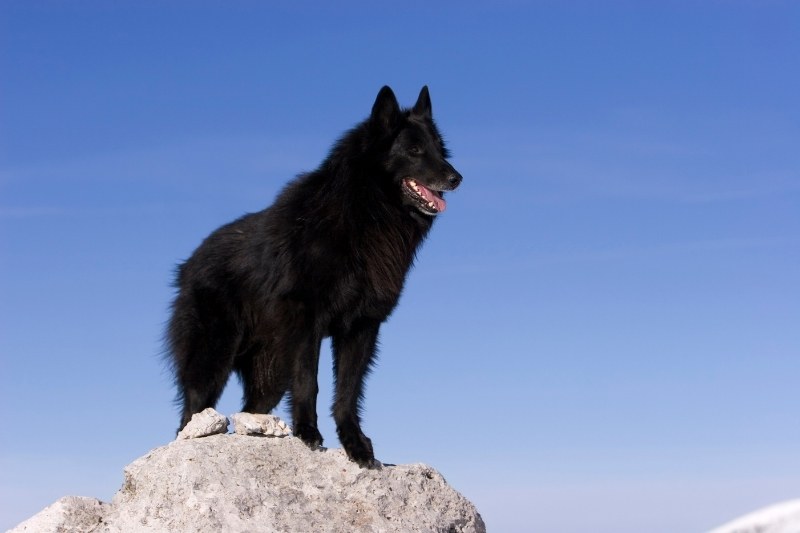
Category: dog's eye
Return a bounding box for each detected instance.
[408,145,422,155]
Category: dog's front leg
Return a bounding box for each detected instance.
[331,318,381,468]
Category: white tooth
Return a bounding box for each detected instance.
[409,180,416,186]
[428,201,435,208]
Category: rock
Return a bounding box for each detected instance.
[231,412,291,436]
[9,496,107,532]
[176,407,229,439]
[708,499,800,533]
[10,420,485,533]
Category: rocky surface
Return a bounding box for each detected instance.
[10,496,108,533]
[176,407,229,439]
[9,410,485,533]
[231,412,291,437]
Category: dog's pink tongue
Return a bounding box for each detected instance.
[418,184,447,213]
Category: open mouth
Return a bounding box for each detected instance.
[402,178,446,215]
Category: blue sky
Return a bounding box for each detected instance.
[1,2,799,531]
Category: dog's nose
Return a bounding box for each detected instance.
[447,172,462,189]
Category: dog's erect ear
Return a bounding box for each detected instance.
[411,86,432,119]
[371,86,401,132]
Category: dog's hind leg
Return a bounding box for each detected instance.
[289,334,323,447]
[235,340,287,414]
[331,318,381,467]
[270,300,324,447]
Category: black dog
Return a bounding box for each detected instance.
[167,86,461,467]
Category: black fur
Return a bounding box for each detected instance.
[166,86,461,467]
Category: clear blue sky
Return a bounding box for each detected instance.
[1,2,799,532]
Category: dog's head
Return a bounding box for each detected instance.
[370,86,462,217]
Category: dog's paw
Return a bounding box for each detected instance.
[293,423,323,448]
[339,428,376,468]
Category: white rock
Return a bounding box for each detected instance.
[9,496,107,532]
[175,407,229,439]
[10,434,485,533]
[708,499,800,533]
[231,412,291,436]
